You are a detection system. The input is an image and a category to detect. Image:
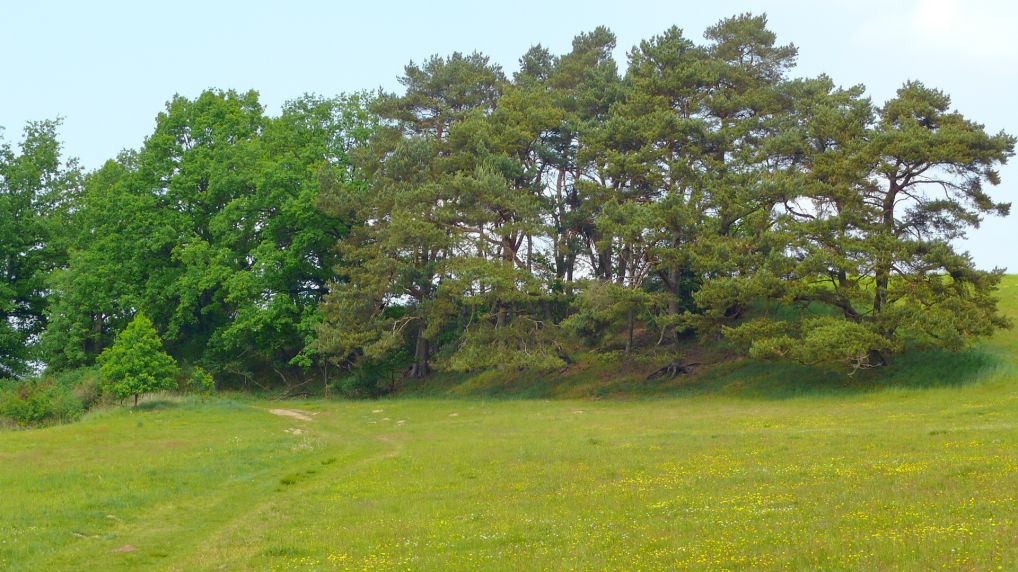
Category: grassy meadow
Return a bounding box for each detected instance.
[2,277,1018,570]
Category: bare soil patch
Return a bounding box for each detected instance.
[267,409,313,422]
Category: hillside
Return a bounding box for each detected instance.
[399,276,1018,401]
[0,278,1015,570]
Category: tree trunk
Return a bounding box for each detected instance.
[410,332,430,378]
[599,249,612,281]
[625,309,635,354]
[321,361,329,398]
[90,314,104,355]
[873,254,892,315]
[495,303,506,328]
[617,243,630,285]
[874,181,899,315]
[134,394,139,407]
[527,234,533,273]
[666,266,681,343]
[663,230,683,343]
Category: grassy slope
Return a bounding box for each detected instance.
[1,278,1016,570]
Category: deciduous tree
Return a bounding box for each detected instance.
[98,314,179,405]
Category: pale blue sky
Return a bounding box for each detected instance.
[2,0,1015,269]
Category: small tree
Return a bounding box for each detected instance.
[98,314,178,406]
[186,366,216,399]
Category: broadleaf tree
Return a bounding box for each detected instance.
[98,314,179,405]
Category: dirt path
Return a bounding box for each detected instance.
[266,408,314,422]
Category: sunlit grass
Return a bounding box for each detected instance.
[1,277,1017,570]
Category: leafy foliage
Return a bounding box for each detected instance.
[0,120,81,377]
[98,314,179,403]
[186,366,216,396]
[40,91,376,386]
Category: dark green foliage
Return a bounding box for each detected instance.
[333,351,409,398]
[317,53,510,379]
[0,120,81,377]
[315,15,1011,381]
[563,281,662,352]
[709,79,1015,371]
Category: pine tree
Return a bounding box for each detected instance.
[318,53,506,378]
[714,80,1015,370]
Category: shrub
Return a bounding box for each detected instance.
[53,367,102,409]
[187,366,216,397]
[72,373,101,409]
[334,357,403,398]
[0,378,85,427]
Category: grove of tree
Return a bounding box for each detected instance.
[1,13,1013,392]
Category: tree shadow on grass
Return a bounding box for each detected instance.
[683,348,1008,400]
[133,399,181,412]
[394,346,1010,401]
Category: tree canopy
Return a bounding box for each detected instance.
[1,120,80,377]
[2,13,1012,390]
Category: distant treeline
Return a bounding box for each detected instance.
[1,14,1013,392]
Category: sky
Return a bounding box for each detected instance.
[2,0,1016,269]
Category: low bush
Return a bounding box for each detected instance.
[333,361,400,398]
[185,366,216,397]
[0,378,84,427]
[0,367,102,428]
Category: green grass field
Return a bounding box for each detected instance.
[2,278,1017,570]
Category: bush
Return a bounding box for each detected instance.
[186,366,216,397]
[0,378,85,427]
[72,374,101,409]
[333,355,405,398]
[53,367,102,409]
